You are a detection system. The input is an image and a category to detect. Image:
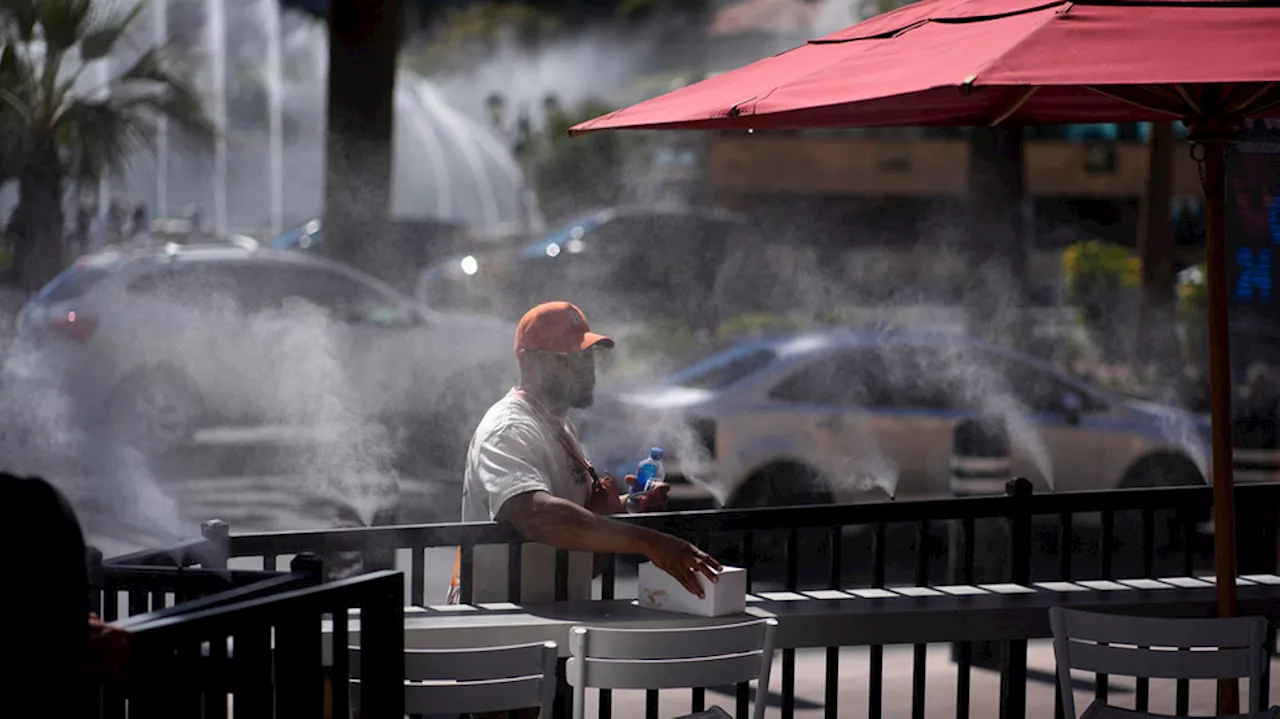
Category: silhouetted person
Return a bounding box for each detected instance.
[71,206,93,258]
[183,204,206,240]
[106,202,127,244]
[131,205,149,240]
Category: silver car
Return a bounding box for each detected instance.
[581,329,1211,508]
[16,240,515,475]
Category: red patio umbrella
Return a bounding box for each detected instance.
[573,0,1280,710]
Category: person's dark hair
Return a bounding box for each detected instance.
[0,474,91,718]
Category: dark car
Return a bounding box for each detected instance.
[417,206,771,329]
[271,218,474,295]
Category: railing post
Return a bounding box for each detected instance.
[201,520,230,571]
[999,477,1033,719]
[360,573,405,719]
[87,546,104,615]
[948,417,1010,671]
[291,553,325,584]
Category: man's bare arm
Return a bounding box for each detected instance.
[498,490,654,555]
[497,490,721,597]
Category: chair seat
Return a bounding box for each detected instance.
[1081,699,1280,719]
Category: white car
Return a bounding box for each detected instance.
[580,329,1212,509]
[16,240,516,477]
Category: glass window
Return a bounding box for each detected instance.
[769,350,891,406]
[987,355,1109,414]
[231,263,406,324]
[673,346,777,391]
[38,264,110,302]
[126,263,240,304]
[879,345,964,411]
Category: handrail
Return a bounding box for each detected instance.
[104,537,218,567]
[125,569,401,635]
[112,559,323,629]
[225,484,1220,555]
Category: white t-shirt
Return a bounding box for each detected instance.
[457,388,594,604]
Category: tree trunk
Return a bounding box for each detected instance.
[1136,122,1180,389]
[323,0,400,279]
[15,144,66,293]
[965,125,1031,351]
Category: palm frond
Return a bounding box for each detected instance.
[56,97,150,186]
[80,1,144,62]
[38,0,93,54]
[0,40,35,171]
[114,44,214,141]
[0,0,41,43]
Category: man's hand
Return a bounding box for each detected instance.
[643,533,722,599]
[623,474,670,512]
[585,475,626,515]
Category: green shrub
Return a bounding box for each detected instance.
[717,312,813,341]
[1061,241,1140,361]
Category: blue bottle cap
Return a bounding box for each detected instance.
[650,447,664,460]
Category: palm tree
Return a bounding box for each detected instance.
[0,0,210,290]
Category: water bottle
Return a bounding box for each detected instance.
[627,447,664,513]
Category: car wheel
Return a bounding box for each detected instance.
[1117,454,1205,561]
[720,463,835,566]
[102,369,202,456]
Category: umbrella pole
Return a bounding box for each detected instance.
[1198,133,1241,715]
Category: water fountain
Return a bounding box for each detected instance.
[153,0,168,217]
[206,0,228,237]
[96,3,534,242]
[260,0,284,236]
[94,50,113,219]
[811,0,861,35]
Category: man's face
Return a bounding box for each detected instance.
[539,346,600,409]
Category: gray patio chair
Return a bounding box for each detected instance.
[350,640,558,716]
[1050,607,1277,719]
[567,617,778,719]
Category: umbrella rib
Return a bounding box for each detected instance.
[1247,95,1280,117]
[1227,82,1278,115]
[1172,84,1203,117]
[989,87,1038,126]
[1084,85,1186,118]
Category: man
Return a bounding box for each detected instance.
[451,301,721,606]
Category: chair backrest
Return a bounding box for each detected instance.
[567,618,778,719]
[1050,607,1269,718]
[350,641,558,716]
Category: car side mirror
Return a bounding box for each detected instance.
[1061,391,1084,425]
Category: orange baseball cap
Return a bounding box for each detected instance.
[515,302,615,356]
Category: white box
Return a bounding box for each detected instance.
[636,563,747,617]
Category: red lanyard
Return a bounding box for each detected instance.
[514,388,602,488]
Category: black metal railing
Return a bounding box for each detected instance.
[154,481,1279,719]
[113,570,405,719]
[88,520,314,621]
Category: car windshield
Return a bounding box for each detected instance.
[36,263,111,303]
[670,345,778,390]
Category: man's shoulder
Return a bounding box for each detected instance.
[473,393,546,445]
